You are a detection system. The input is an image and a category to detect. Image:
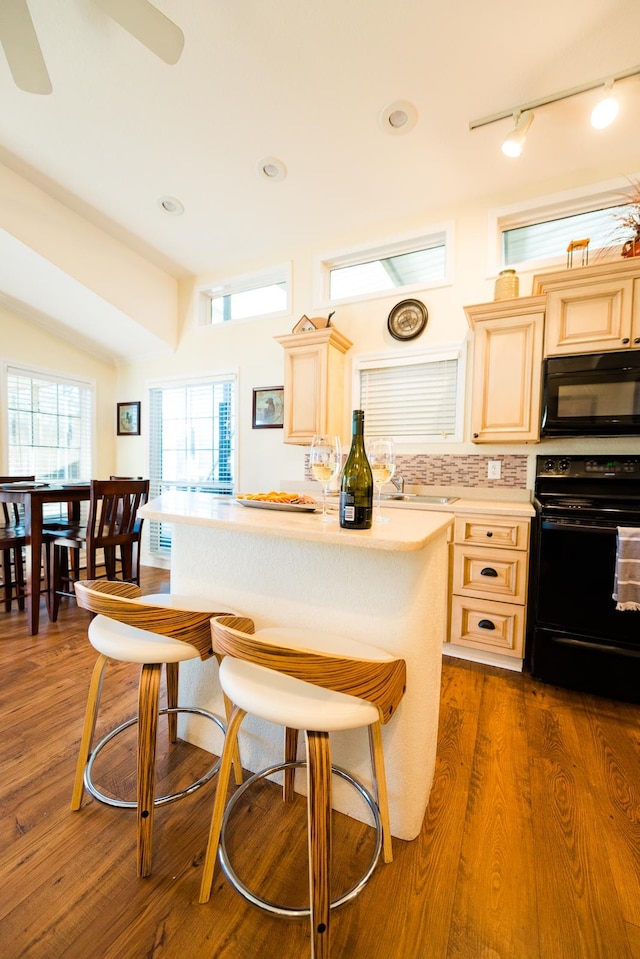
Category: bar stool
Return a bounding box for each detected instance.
[72,580,243,877]
[198,615,406,959]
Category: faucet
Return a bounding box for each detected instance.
[390,473,404,493]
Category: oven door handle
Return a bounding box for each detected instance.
[541,519,620,535]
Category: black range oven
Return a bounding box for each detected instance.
[528,454,640,703]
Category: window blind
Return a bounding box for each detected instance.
[7,366,93,480]
[148,376,236,554]
[359,357,460,440]
[502,203,629,266]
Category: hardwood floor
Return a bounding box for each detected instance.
[1,566,639,959]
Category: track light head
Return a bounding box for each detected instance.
[501,110,534,158]
[591,81,619,129]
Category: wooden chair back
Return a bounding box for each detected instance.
[0,476,35,527]
[74,580,239,659]
[211,615,406,724]
[87,479,149,544]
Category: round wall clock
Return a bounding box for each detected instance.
[387,299,428,341]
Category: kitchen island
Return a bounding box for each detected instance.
[138,491,453,840]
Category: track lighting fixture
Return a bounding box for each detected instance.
[469,64,640,156]
[591,81,619,129]
[501,111,534,158]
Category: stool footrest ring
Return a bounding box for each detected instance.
[218,759,382,918]
[84,706,225,809]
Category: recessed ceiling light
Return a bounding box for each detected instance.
[157,196,184,215]
[257,157,287,181]
[379,100,418,135]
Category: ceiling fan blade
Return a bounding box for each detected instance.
[0,0,52,94]
[92,0,184,65]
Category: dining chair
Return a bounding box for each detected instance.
[199,615,406,959]
[72,580,244,877]
[0,475,34,612]
[108,476,144,579]
[48,479,150,621]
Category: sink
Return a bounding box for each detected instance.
[414,495,458,504]
[381,493,458,505]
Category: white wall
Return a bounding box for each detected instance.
[5,163,639,490]
[114,171,640,492]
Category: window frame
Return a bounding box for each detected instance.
[198,263,292,327]
[351,342,466,444]
[314,223,454,308]
[3,361,96,481]
[146,370,238,556]
[488,176,639,276]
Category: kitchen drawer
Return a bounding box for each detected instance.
[453,514,530,551]
[449,595,525,658]
[452,545,527,604]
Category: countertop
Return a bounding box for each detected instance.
[377,496,535,518]
[320,486,535,519]
[139,490,455,552]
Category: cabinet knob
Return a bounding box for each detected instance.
[635,337,640,344]
[473,432,479,439]
[622,338,630,344]
[478,619,496,630]
[480,567,498,577]
[486,531,493,537]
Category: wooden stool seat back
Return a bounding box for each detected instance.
[211,616,406,724]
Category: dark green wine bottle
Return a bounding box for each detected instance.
[339,410,373,529]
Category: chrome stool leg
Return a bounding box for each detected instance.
[84,706,226,808]
[217,759,383,917]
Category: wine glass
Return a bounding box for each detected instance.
[367,437,396,524]
[309,434,342,522]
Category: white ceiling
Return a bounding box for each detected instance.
[1,0,640,361]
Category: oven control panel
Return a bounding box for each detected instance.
[537,455,640,478]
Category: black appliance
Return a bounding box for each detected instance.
[541,349,640,436]
[529,454,640,702]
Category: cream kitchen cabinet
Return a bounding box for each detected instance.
[275,327,353,445]
[465,296,545,443]
[448,513,530,659]
[534,258,640,356]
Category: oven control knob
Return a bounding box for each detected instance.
[558,458,570,473]
[543,458,556,473]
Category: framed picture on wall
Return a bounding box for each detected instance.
[117,401,141,436]
[252,387,284,429]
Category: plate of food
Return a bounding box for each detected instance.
[236,492,318,512]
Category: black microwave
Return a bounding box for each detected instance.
[541,350,640,436]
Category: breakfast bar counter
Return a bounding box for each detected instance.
[139,491,454,840]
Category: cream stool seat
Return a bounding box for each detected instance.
[88,594,219,663]
[72,581,242,878]
[199,616,406,959]
[219,644,383,732]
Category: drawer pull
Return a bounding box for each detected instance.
[480,567,498,577]
[478,619,496,630]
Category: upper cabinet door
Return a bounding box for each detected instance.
[543,278,634,355]
[533,259,640,355]
[466,296,545,444]
[275,327,353,445]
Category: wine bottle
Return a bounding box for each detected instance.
[339,410,373,529]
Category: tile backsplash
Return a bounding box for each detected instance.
[305,454,529,490]
[394,454,528,489]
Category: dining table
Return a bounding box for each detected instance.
[0,481,91,635]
